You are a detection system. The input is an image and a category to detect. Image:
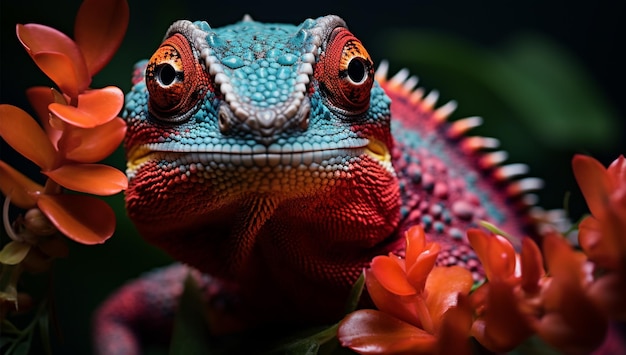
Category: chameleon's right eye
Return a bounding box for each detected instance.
[145,33,210,123]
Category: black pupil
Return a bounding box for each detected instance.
[347,58,366,83]
[157,64,178,86]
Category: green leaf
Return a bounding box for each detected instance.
[500,34,618,149]
[509,334,561,355]
[169,274,214,355]
[0,336,15,349]
[1,320,22,335]
[343,272,365,315]
[11,339,31,355]
[264,324,339,355]
[38,309,52,355]
[0,241,31,265]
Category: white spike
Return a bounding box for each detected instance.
[375,60,389,81]
[480,137,500,149]
[434,100,457,122]
[496,163,529,179]
[480,150,508,168]
[510,178,544,194]
[448,116,482,137]
[402,75,420,92]
[422,90,439,109]
[522,193,539,206]
[464,136,500,151]
[409,88,425,103]
[458,116,482,129]
[389,68,410,86]
[242,14,254,22]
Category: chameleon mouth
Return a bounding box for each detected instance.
[364,138,391,163]
[126,137,391,175]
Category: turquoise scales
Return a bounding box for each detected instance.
[95,14,545,353]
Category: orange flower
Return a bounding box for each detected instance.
[468,229,607,353]
[338,226,474,354]
[573,154,626,320]
[16,0,128,101]
[533,233,608,354]
[573,154,626,272]
[466,229,533,351]
[0,0,129,245]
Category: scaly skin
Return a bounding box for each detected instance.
[94,15,541,353]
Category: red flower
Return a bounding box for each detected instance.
[338,226,474,354]
[573,154,626,320]
[466,229,533,351]
[468,229,607,353]
[573,154,626,272]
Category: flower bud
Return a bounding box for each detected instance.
[24,208,57,237]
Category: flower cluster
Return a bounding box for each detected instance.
[339,154,626,354]
[0,0,129,312]
[338,225,475,354]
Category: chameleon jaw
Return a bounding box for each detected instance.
[125,136,393,178]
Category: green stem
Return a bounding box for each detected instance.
[4,297,48,354]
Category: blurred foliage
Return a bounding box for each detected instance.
[1,1,623,354]
[378,30,619,150]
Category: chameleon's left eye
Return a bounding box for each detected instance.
[315,27,374,115]
[145,33,210,122]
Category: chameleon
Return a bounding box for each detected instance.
[93,14,545,353]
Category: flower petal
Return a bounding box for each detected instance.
[365,268,420,326]
[74,0,129,76]
[16,24,90,97]
[572,154,612,218]
[405,225,427,267]
[338,309,436,354]
[424,266,473,332]
[607,155,626,189]
[578,216,617,270]
[406,242,440,292]
[588,273,626,319]
[0,161,43,209]
[370,255,416,296]
[520,238,545,295]
[59,117,126,163]
[43,164,127,195]
[48,86,123,128]
[0,105,57,170]
[535,311,606,355]
[37,194,114,244]
[436,294,473,355]
[471,280,532,352]
[25,86,62,147]
[543,232,587,285]
[536,232,608,354]
[467,229,516,282]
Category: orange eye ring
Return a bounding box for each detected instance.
[315,27,374,114]
[145,33,210,122]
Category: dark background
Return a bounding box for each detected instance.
[1,0,624,353]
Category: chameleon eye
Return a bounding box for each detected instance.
[315,27,374,114]
[145,33,210,122]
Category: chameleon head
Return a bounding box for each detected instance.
[123,15,401,280]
